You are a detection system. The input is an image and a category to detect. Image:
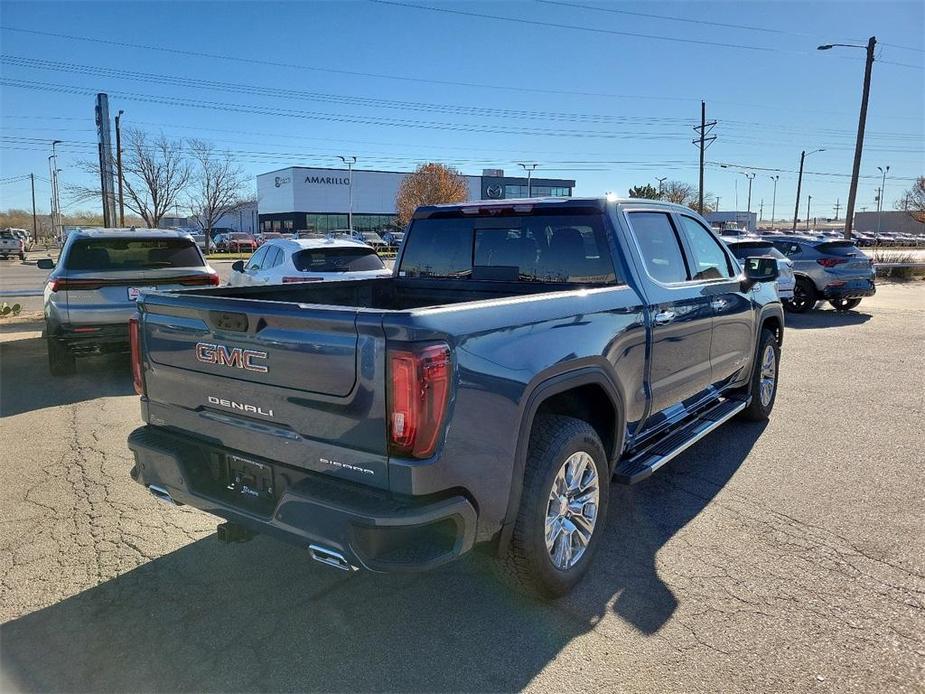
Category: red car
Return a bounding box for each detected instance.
[216,233,258,253]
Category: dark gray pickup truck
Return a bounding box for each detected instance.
[128,197,784,597]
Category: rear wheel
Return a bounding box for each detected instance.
[47,336,76,377]
[829,298,861,311]
[499,415,609,599]
[738,328,780,421]
[784,278,816,313]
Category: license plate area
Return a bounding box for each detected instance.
[225,455,277,513]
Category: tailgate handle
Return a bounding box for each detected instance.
[210,311,249,332]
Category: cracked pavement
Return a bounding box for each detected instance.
[0,283,923,692]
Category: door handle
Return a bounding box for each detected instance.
[654,309,676,325]
[711,298,728,311]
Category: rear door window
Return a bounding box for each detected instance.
[244,246,269,271]
[626,212,688,284]
[65,237,203,271]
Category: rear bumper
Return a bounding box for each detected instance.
[127,426,477,572]
[48,322,130,353]
[820,279,876,300]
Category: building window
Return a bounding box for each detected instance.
[283,220,293,230]
[550,186,572,197]
[504,184,527,198]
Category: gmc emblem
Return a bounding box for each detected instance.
[195,342,268,373]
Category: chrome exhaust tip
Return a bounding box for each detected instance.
[308,544,357,572]
[148,484,177,506]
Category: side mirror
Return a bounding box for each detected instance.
[742,256,778,289]
[231,260,245,272]
[37,258,55,270]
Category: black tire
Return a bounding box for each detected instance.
[784,278,817,313]
[47,336,76,376]
[829,298,861,311]
[739,328,780,421]
[498,415,609,599]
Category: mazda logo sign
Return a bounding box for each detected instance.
[486,185,503,199]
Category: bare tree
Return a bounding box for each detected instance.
[186,140,252,246]
[659,180,715,212]
[396,163,470,226]
[895,176,925,223]
[69,129,190,228]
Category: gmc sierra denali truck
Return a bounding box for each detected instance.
[127,197,783,598]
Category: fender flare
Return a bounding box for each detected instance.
[496,363,626,555]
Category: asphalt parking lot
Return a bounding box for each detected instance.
[0,283,923,692]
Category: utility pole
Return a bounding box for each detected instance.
[691,101,716,214]
[876,165,889,234]
[769,175,779,226]
[792,148,824,232]
[834,198,841,220]
[30,173,37,242]
[115,109,125,226]
[806,195,812,230]
[759,199,764,223]
[50,140,62,240]
[714,196,720,212]
[818,36,876,239]
[656,176,667,199]
[741,172,756,213]
[518,162,538,197]
[337,155,356,231]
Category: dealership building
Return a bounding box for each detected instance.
[256,167,576,233]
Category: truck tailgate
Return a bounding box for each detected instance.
[138,292,390,488]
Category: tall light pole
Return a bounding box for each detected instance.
[115,110,125,226]
[741,171,756,213]
[769,175,779,226]
[337,155,356,231]
[876,164,890,234]
[818,37,876,239]
[656,176,667,199]
[806,195,812,230]
[714,195,721,212]
[518,162,538,197]
[51,140,63,238]
[792,148,825,232]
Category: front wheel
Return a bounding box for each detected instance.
[829,298,861,311]
[498,415,609,599]
[784,278,817,313]
[738,328,780,421]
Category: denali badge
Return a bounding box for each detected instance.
[207,396,274,418]
[195,342,268,373]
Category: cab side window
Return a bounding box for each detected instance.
[245,246,269,271]
[677,216,734,280]
[265,246,283,268]
[627,212,689,284]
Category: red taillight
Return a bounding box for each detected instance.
[129,316,145,396]
[817,257,849,268]
[388,343,451,458]
[178,273,220,286]
[282,276,323,283]
[48,278,105,292]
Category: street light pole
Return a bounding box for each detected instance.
[807,195,812,230]
[818,36,876,239]
[792,148,824,232]
[51,140,63,238]
[741,171,756,213]
[769,175,779,226]
[876,164,890,234]
[518,162,538,197]
[115,110,125,226]
[337,155,357,231]
[656,176,667,199]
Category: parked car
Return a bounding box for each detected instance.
[215,232,258,253]
[768,235,875,312]
[724,238,795,299]
[256,232,285,245]
[38,229,218,376]
[189,233,215,253]
[127,197,783,598]
[228,237,392,287]
[351,230,389,251]
[0,228,25,260]
[382,230,405,248]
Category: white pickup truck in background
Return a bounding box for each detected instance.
[0,228,26,260]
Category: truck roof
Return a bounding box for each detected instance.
[412,196,697,219]
[66,228,194,239]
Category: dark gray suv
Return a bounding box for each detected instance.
[767,235,875,312]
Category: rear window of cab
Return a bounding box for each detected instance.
[65,238,203,271]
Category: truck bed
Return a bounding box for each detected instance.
[183,276,586,311]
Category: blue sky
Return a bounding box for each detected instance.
[1,0,922,222]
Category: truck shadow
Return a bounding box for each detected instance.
[783,308,872,330]
[0,423,763,692]
[0,336,133,417]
